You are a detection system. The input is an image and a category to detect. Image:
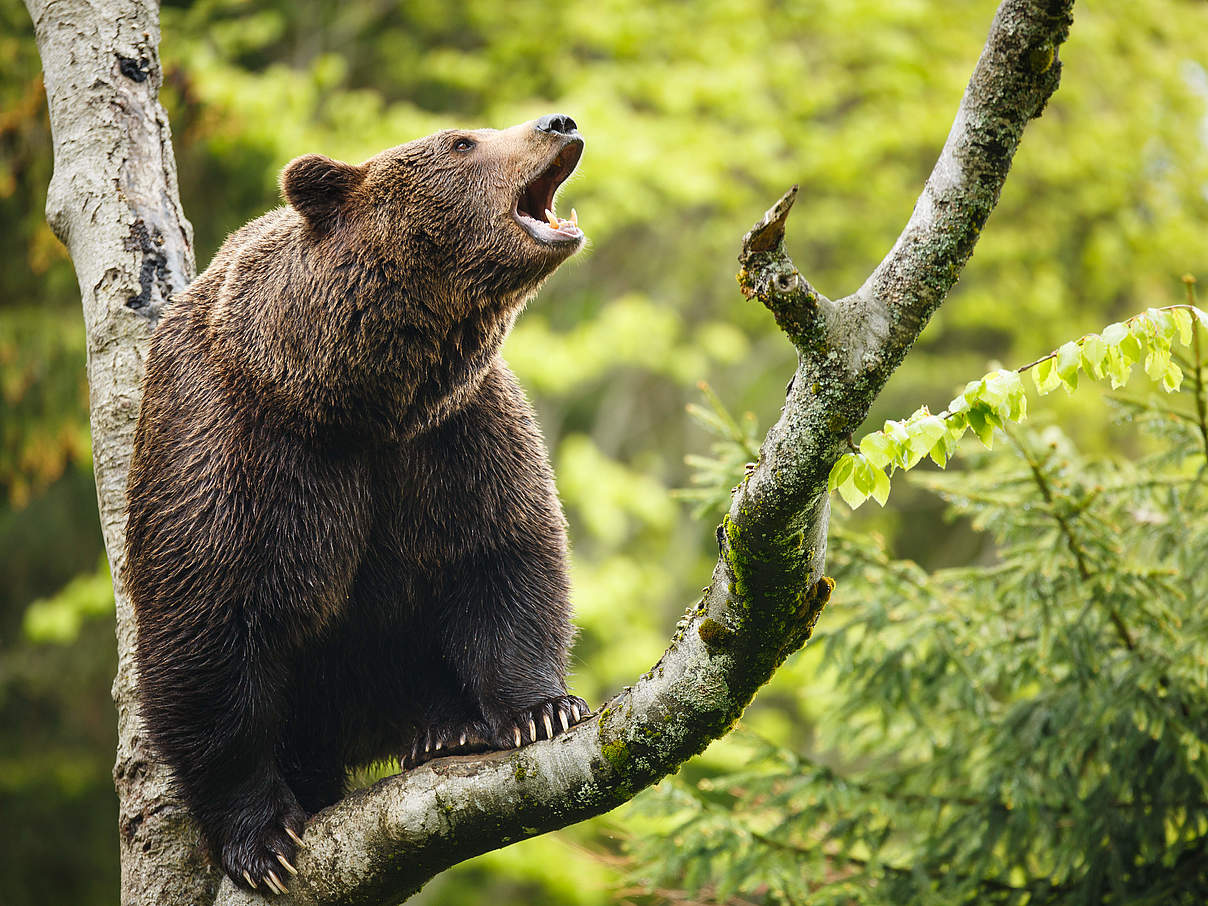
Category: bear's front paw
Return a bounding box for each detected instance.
[493,694,592,749]
[221,794,307,896]
[403,720,493,769]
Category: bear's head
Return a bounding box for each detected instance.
[281,114,585,305]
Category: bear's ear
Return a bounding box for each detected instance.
[281,154,366,228]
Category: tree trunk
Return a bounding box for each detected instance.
[23,0,1074,903]
[20,0,214,902]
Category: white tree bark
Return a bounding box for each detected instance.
[21,0,212,902]
[24,0,1074,903]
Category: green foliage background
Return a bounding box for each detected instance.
[1,0,1205,903]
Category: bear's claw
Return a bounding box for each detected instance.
[221,791,306,896]
[403,722,492,769]
[495,694,592,752]
[404,696,591,770]
[266,870,287,894]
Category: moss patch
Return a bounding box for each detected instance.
[601,738,631,773]
[698,617,736,650]
[1027,42,1055,73]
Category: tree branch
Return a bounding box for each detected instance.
[24,0,1073,903]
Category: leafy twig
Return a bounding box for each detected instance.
[829,298,1208,509]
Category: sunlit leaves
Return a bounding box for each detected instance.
[829,304,1208,509]
[830,453,890,507]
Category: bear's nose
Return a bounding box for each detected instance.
[535,113,578,135]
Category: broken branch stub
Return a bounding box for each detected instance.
[737,185,829,351]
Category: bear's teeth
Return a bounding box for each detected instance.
[542,207,579,231]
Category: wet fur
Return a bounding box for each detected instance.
[124,121,589,891]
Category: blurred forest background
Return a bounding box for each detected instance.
[2,0,1207,903]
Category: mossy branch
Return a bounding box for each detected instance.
[23,0,1075,903]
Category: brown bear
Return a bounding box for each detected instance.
[124,113,591,895]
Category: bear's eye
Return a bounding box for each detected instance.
[452,137,476,153]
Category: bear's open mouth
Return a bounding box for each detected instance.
[514,138,584,246]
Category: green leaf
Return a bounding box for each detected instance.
[1012,389,1028,422]
[899,411,941,469]
[1033,357,1061,395]
[1147,307,1175,345]
[858,432,895,470]
[1145,344,1171,381]
[1162,360,1184,392]
[1055,341,1080,392]
[1101,321,1128,346]
[980,370,1014,414]
[975,369,1026,421]
[869,463,891,506]
[909,414,948,453]
[853,456,877,496]
[1118,330,1144,365]
[901,439,925,470]
[929,434,951,468]
[836,475,866,508]
[929,422,963,468]
[828,454,856,494]
[1106,346,1132,389]
[884,419,910,447]
[959,379,985,409]
[1080,333,1107,380]
[967,407,995,448]
[836,456,875,508]
[1171,308,1194,346]
[882,419,910,467]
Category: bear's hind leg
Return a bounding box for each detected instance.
[279,658,355,814]
[128,428,372,894]
[137,640,309,894]
[213,768,308,892]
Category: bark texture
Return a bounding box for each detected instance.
[24,0,1074,903]
[21,0,210,902]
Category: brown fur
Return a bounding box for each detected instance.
[124,117,589,892]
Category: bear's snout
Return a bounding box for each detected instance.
[534,113,578,136]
